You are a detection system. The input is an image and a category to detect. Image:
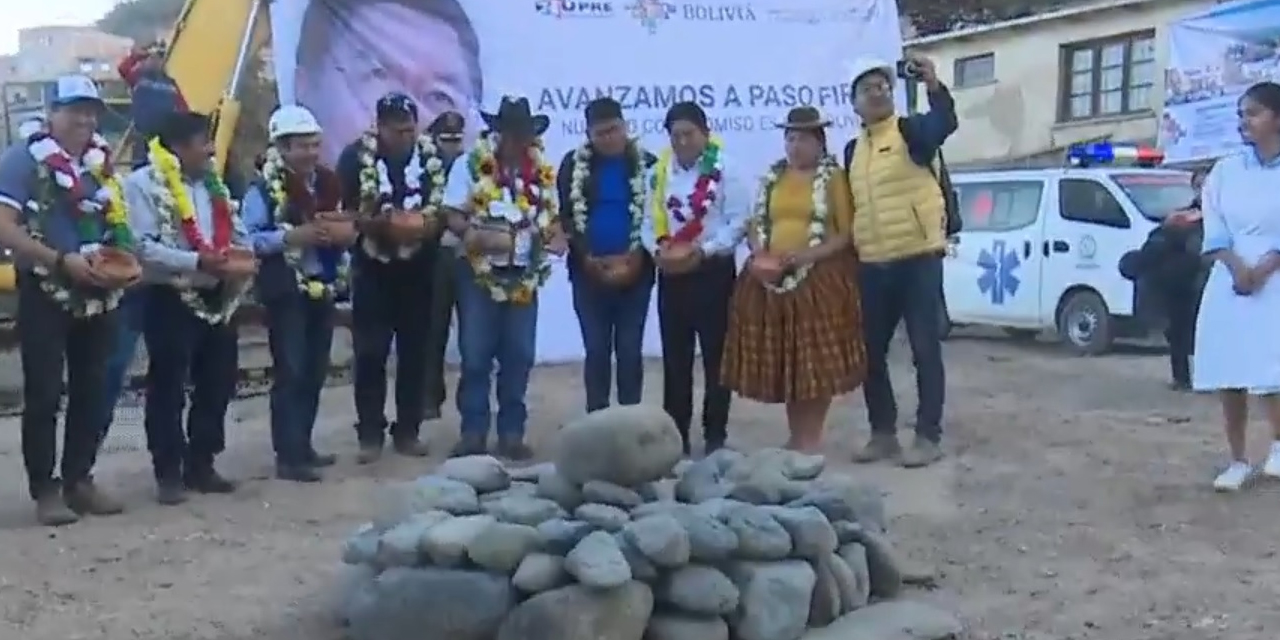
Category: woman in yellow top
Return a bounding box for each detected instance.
[722,106,867,452]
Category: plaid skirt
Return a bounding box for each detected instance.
[721,253,866,403]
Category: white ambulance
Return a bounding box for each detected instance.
[939,143,1195,355]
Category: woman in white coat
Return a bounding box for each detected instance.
[1197,81,1280,491]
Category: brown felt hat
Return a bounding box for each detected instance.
[775,106,830,130]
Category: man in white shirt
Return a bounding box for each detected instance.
[441,96,567,460]
[641,101,748,455]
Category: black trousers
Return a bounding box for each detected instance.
[351,252,434,444]
[423,251,457,411]
[17,273,116,499]
[1163,282,1199,385]
[859,255,946,442]
[265,292,335,465]
[142,285,238,482]
[657,255,735,445]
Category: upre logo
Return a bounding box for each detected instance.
[535,0,615,17]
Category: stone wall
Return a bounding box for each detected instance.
[335,406,963,640]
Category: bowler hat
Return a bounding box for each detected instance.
[775,106,830,130]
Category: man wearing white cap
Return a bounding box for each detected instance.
[0,75,135,525]
[243,105,356,482]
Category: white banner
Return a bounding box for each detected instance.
[269,0,903,363]
[1162,0,1280,164]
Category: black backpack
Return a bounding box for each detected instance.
[843,119,962,237]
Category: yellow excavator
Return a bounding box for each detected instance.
[0,0,268,332]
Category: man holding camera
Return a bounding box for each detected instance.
[844,55,958,468]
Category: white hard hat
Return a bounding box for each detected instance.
[268,105,322,141]
[847,57,894,88]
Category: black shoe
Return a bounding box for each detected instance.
[184,467,237,494]
[307,451,338,467]
[1169,380,1192,392]
[276,464,323,483]
[704,438,727,455]
[450,434,488,458]
[393,438,431,457]
[496,437,534,461]
[156,481,188,506]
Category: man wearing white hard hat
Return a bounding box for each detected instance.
[0,75,133,525]
[242,105,356,482]
[842,54,958,469]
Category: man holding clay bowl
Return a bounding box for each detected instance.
[0,75,139,525]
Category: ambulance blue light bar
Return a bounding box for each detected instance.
[1065,142,1164,168]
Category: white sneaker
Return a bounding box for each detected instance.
[1263,443,1280,478]
[1214,461,1254,492]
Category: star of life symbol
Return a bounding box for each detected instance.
[629,0,672,33]
[977,239,1021,305]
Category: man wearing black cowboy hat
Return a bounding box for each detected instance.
[442,96,568,459]
[118,41,187,169]
[557,97,657,413]
[336,91,447,463]
[423,109,467,419]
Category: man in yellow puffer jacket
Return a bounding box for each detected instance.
[843,55,957,469]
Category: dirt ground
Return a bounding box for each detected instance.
[0,330,1277,640]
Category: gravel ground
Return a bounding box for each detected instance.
[0,330,1273,640]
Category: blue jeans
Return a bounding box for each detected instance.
[859,254,946,442]
[101,289,145,441]
[265,293,335,465]
[572,275,652,412]
[454,262,538,440]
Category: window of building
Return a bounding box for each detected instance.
[953,53,995,88]
[955,181,1044,231]
[1059,31,1155,121]
[1057,179,1131,228]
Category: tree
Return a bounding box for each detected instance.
[96,0,187,43]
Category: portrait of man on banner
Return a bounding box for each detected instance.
[291,0,484,161]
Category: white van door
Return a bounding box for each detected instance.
[944,179,1048,327]
[1039,176,1144,349]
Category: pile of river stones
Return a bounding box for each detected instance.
[335,405,963,640]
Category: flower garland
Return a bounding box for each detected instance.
[464,135,557,304]
[568,140,646,251]
[261,147,351,300]
[355,130,446,261]
[650,137,724,244]
[24,133,132,317]
[146,138,247,324]
[752,156,837,293]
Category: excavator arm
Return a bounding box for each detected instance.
[116,0,271,172]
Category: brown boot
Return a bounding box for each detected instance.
[852,434,902,463]
[35,491,79,527]
[65,480,125,516]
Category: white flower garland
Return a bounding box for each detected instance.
[261,147,352,300]
[752,156,837,293]
[356,131,446,261]
[25,134,123,317]
[144,148,248,325]
[568,141,646,251]
[465,135,556,304]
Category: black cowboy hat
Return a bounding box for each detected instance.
[481,96,550,137]
[775,106,830,130]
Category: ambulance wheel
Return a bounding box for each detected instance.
[1057,290,1113,356]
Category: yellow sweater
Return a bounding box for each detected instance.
[847,116,947,262]
[764,168,854,252]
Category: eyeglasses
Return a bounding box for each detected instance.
[855,82,893,97]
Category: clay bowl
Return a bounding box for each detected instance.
[223,247,258,276]
[388,211,428,238]
[91,246,141,284]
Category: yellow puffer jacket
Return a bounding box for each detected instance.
[848,117,947,263]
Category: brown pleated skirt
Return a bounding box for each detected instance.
[721,253,866,403]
